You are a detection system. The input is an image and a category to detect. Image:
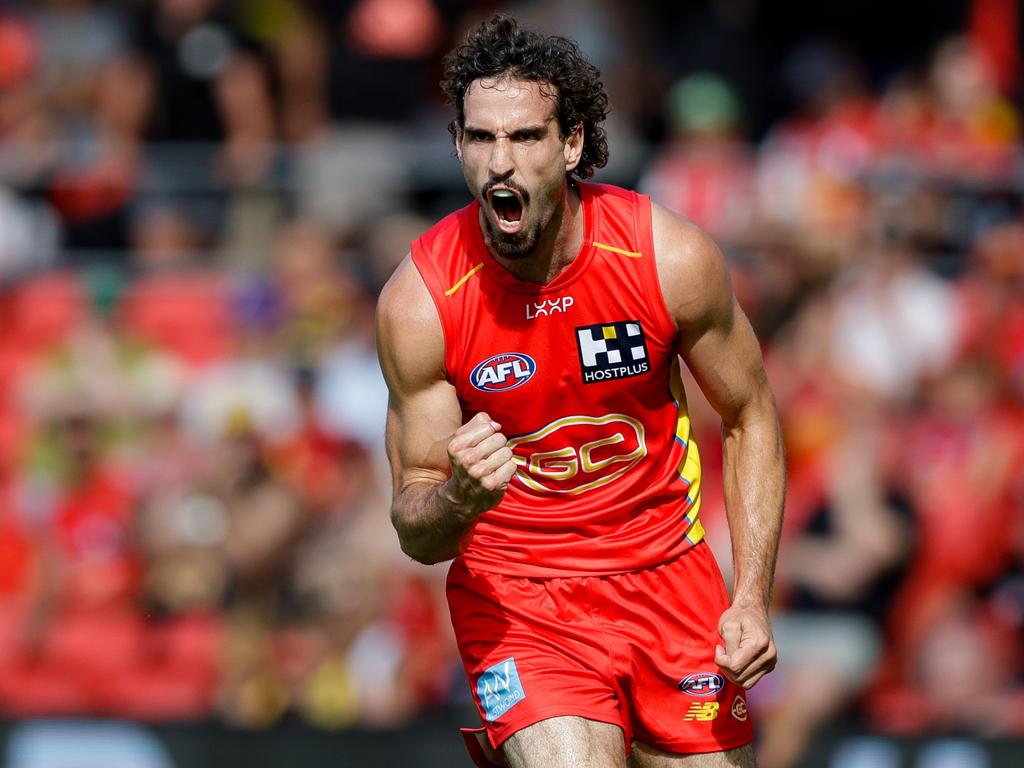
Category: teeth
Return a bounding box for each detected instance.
[492,190,515,199]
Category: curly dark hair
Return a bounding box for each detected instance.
[440,14,609,180]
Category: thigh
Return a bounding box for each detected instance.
[629,742,756,768]
[447,563,624,749]
[503,716,627,768]
[598,545,754,754]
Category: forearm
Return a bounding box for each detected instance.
[392,479,478,565]
[721,397,786,611]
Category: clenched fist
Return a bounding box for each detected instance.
[715,604,777,690]
[444,411,518,516]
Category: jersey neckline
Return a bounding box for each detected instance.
[465,181,598,295]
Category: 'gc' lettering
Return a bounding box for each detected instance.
[508,414,647,495]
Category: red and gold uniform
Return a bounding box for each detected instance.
[412,182,752,756]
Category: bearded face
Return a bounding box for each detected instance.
[457,77,582,260]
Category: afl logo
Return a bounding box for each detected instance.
[471,353,537,392]
[678,673,725,697]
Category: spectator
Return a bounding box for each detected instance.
[639,72,755,244]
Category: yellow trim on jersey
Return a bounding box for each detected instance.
[593,241,643,258]
[670,363,704,536]
[685,519,705,546]
[683,487,702,525]
[444,263,484,296]
[679,441,702,493]
[670,372,688,442]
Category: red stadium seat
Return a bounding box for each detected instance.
[44,612,145,679]
[7,273,86,356]
[118,273,236,368]
[0,398,26,475]
[143,613,222,674]
[0,664,93,717]
[100,614,222,720]
[0,628,95,717]
[100,664,216,720]
[0,505,32,602]
[0,600,28,668]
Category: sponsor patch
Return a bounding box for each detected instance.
[575,321,650,383]
[526,296,574,320]
[470,353,536,392]
[477,657,525,722]
[731,695,748,722]
[684,702,720,722]
[678,672,725,697]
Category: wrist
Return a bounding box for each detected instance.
[437,478,484,522]
[730,588,771,614]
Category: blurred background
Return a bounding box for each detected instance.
[0,0,1022,766]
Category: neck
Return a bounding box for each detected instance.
[487,183,584,285]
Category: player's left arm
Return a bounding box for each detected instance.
[653,203,785,690]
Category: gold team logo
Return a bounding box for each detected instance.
[731,695,748,722]
[507,414,647,495]
[684,702,720,722]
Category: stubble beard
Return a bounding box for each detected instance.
[482,217,543,260]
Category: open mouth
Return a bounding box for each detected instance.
[488,188,525,233]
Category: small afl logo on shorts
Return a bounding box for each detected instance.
[678,672,725,697]
[470,353,537,392]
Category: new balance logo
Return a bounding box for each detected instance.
[575,321,650,384]
[684,702,720,722]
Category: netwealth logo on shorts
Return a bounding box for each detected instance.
[575,320,650,384]
[477,657,526,722]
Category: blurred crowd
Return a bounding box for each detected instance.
[0,0,1022,766]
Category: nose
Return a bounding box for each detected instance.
[487,136,514,179]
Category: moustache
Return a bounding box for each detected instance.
[483,179,530,204]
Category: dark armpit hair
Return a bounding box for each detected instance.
[440,14,609,180]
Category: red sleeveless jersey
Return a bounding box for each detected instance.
[411,182,704,577]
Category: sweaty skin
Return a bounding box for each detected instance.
[378,78,585,564]
[653,204,784,691]
[376,76,783,696]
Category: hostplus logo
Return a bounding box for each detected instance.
[575,320,650,383]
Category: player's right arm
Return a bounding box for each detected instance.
[376,256,517,565]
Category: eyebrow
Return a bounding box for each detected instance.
[462,121,553,137]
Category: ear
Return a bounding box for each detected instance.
[454,124,464,163]
[563,124,584,173]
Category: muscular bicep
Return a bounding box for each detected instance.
[681,293,770,428]
[653,205,772,426]
[376,257,462,494]
[385,381,462,493]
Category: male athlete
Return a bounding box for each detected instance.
[377,15,784,768]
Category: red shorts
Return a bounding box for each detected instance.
[446,541,753,758]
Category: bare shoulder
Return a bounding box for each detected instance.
[377,255,441,335]
[375,255,446,391]
[650,202,733,332]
